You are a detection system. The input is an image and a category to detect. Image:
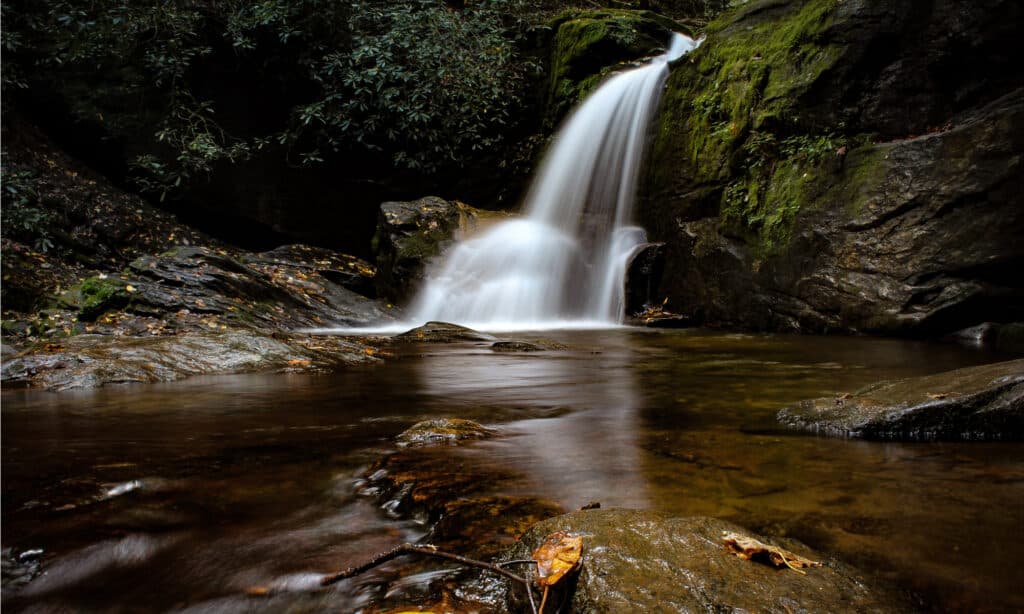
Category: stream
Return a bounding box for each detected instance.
[3,329,1023,612]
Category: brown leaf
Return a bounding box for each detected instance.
[532,531,582,587]
[722,531,820,574]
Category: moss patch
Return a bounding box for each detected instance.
[543,9,689,129]
[646,0,858,252]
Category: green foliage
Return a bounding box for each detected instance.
[1,157,54,252]
[4,0,546,199]
[295,0,544,172]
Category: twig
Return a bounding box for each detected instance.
[319,543,539,614]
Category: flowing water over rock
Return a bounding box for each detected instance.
[410,34,700,330]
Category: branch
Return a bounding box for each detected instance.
[319,543,538,613]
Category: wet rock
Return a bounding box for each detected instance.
[243,244,377,298]
[0,330,380,391]
[373,196,484,302]
[778,359,1024,440]
[358,442,563,559]
[542,10,690,130]
[396,418,495,448]
[949,322,1024,354]
[490,341,545,352]
[641,0,1024,335]
[624,242,666,317]
[498,508,904,613]
[393,321,496,343]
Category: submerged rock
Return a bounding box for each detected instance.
[778,359,1024,440]
[358,428,563,559]
[396,418,495,447]
[498,508,904,613]
[490,341,545,352]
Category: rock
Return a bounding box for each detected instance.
[373,196,486,302]
[0,330,381,391]
[623,242,666,316]
[243,244,377,298]
[777,359,1024,440]
[358,432,563,559]
[542,10,690,129]
[396,418,495,447]
[641,0,1024,335]
[121,245,394,329]
[490,341,545,352]
[393,321,496,343]
[497,508,904,613]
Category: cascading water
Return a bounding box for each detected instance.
[410,33,701,330]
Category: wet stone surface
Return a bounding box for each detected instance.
[778,359,1024,440]
[497,508,907,614]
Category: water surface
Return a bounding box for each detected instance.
[3,329,1022,612]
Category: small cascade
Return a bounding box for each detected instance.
[411,33,701,330]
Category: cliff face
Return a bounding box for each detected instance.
[640,0,1024,333]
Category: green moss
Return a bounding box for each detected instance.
[73,276,130,321]
[646,0,850,249]
[543,9,688,129]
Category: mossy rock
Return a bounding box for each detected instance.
[543,9,691,129]
[60,276,131,321]
[396,418,496,447]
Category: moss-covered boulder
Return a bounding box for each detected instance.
[640,0,1024,334]
[542,9,690,129]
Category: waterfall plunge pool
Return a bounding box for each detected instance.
[2,328,1022,612]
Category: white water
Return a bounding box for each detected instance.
[408,33,701,331]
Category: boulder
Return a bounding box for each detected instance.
[393,321,496,343]
[498,508,904,613]
[373,196,484,302]
[778,359,1024,440]
[641,0,1024,334]
[396,418,495,447]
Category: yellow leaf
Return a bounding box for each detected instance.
[532,531,582,587]
[125,284,136,293]
[722,531,820,574]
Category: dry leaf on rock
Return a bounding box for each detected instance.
[532,531,583,586]
[722,531,820,574]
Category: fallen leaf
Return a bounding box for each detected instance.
[926,393,948,400]
[287,359,311,366]
[532,531,583,587]
[722,531,820,574]
[125,284,136,293]
[245,586,271,596]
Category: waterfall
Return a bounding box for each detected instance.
[410,33,701,331]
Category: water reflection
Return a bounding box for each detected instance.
[412,335,650,508]
[2,329,1021,612]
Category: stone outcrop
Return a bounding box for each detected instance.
[778,359,1024,440]
[498,508,905,613]
[641,0,1024,334]
[373,196,488,303]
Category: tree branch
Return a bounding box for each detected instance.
[319,543,538,613]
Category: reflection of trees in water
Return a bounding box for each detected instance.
[414,333,650,509]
